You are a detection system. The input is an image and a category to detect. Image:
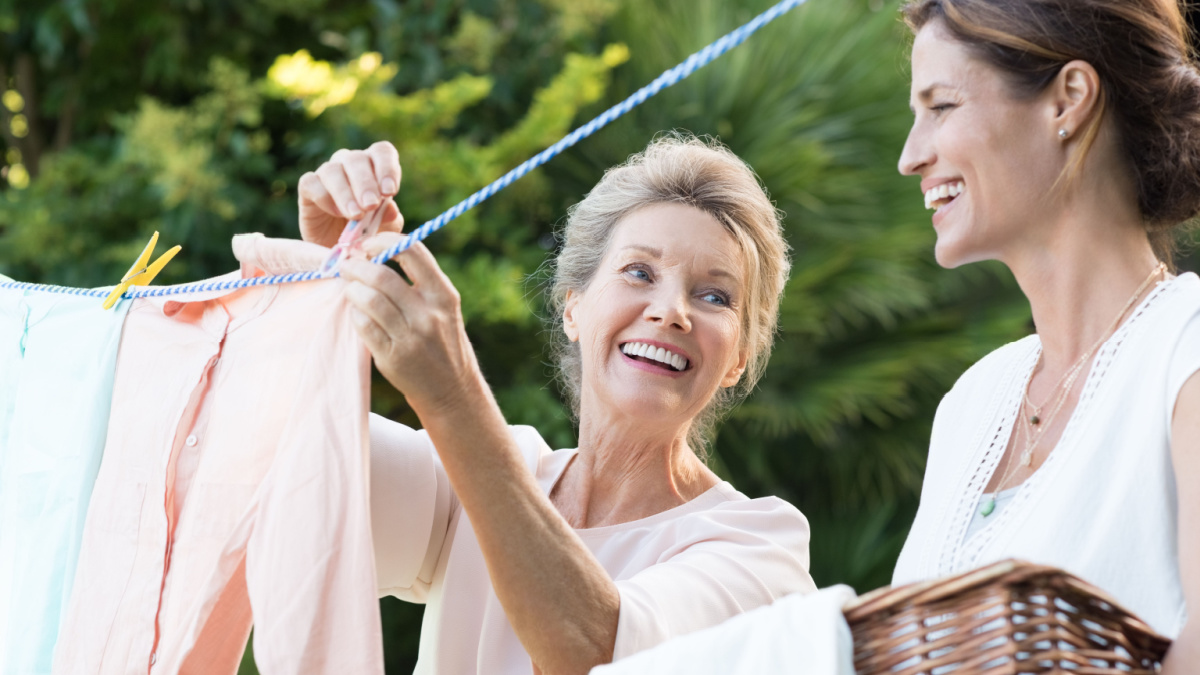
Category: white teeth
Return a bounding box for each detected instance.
[620,341,689,371]
[923,181,965,210]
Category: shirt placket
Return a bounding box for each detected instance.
[0,298,31,443]
[146,300,233,673]
[16,297,30,356]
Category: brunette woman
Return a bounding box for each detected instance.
[894,2,1200,670]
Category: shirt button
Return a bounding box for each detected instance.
[150,651,157,665]
[185,434,198,447]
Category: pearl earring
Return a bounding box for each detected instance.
[1058,129,1069,139]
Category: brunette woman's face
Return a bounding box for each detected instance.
[899,23,1064,268]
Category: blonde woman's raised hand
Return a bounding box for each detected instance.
[297,141,405,248]
[340,239,481,418]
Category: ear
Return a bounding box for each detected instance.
[562,289,582,343]
[1049,60,1102,140]
[720,346,750,388]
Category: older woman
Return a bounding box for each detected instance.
[296,135,816,674]
[894,0,1200,671]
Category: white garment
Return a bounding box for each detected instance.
[368,417,817,674]
[588,585,857,675]
[964,486,1018,542]
[895,273,1200,638]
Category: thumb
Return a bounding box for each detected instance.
[377,200,405,235]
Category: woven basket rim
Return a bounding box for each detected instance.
[843,558,1167,646]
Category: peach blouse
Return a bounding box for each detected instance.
[54,239,383,674]
[369,417,817,674]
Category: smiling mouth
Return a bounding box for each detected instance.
[924,181,965,211]
[620,341,690,372]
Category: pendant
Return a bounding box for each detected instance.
[980,495,996,517]
[1030,415,1040,425]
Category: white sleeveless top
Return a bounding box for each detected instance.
[894,273,1200,638]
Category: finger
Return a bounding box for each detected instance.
[316,161,362,220]
[394,241,460,307]
[344,278,412,345]
[378,200,405,234]
[350,307,393,356]
[368,141,402,197]
[361,232,407,259]
[338,149,383,213]
[297,172,342,218]
[341,259,418,313]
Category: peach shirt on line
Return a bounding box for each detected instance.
[369,418,818,674]
[54,237,383,675]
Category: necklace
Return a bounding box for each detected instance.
[1022,359,1080,426]
[980,411,1032,516]
[979,262,1167,517]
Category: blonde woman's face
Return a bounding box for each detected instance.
[562,203,749,429]
[899,23,1064,268]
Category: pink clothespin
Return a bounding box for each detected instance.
[319,206,388,278]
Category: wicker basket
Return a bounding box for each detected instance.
[843,559,1172,674]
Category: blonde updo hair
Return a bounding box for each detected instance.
[548,133,790,451]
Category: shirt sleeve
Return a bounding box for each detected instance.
[368,413,456,603]
[611,497,816,659]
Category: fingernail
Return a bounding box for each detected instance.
[344,203,363,219]
[381,179,397,195]
[362,191,379,209]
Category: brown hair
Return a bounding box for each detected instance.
[902,0,1200,264]
[548,133,790,453]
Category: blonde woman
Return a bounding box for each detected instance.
[296,135,816,674]
[894,1,1200,670]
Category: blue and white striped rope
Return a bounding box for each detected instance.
[1,0,807,301]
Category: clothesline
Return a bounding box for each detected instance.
[0,0,807,301]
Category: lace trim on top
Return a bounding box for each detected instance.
[936,277,1181,576]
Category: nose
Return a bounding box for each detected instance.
[898,119,932,177]
[644,282,692,332]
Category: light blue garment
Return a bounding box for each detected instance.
[0,288,130,675]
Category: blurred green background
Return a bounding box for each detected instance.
[0,0,1194,672]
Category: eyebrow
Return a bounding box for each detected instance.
[620,244,662,257]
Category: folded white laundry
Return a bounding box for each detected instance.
[591,585,857,675]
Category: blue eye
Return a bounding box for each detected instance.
[625,266,651,281]
[701,292,729,306]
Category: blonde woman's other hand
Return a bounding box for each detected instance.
[298,141,405,247]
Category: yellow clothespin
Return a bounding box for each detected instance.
[102,231,181,309]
